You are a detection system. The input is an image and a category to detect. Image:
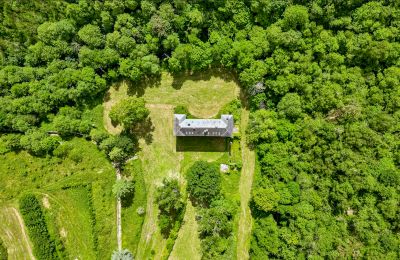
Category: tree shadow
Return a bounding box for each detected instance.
[130,118,155,145]
[175,137,229,152]
[171,68,238,90]
[121,189,135,208]
[126,74,162,97]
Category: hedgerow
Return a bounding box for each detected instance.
[19,194,57,260]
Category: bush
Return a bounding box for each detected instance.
[136,206,145,215]
[89,128,109,144]
[19,194,57,260]
[174,105,189,115]
[174,105,195,118]
[53,142,73,158]
[218,99,242,122]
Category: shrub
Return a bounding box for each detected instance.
[174,105,189,115]
[218,99,242,122]
[19,194,57,259]
[136,206,145,215]
[111,249,134,260]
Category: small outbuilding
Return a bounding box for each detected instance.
[173,114,234,137]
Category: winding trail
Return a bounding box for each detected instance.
[237,109,255,260]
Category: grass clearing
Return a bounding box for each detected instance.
[102,70,240,259]
[41,187,96,259]
[103,70,239,134]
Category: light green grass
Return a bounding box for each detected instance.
[40,187,96,259]
[0,207,34,260]
[122,159,147,255]
[169,200,201,260]
[0,138,116,259]
[237,109,256,260]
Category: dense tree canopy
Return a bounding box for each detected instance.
[186,161,221,206]
[1,0,399,258]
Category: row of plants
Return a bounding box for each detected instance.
[0,238,7,260]
[155,178,186,256]
[19,194,58,259]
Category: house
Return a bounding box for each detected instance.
[173,114,234,137]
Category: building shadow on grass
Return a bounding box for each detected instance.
[175,137,229,152]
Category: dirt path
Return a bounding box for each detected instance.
[6,207,36,260]
[237,109,255,260]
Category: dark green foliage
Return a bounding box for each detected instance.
[19,194,57,260]
[156,179,185,236]
[197,199,236,259]
[99,134,136,162]
[20,129,61,156]
[0,238,7,260]
[218,99,242,122]
[186,161,221,206]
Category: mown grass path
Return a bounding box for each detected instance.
[237,109,255,260]
[0,207,35,260]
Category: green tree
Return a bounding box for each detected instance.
[78,24,104,48]
[156,178,185,235]
[112,179,134,199]
[109,97,149,129]
[0,238,7,260]
[186,161,221,206]
[277,93,303,120]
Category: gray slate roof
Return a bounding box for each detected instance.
[174,114,234,137]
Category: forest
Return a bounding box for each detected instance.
[0,0,399,259]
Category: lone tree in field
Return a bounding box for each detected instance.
[112,179,135,199]
[109,97,149,129]
[186,161,221,206]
